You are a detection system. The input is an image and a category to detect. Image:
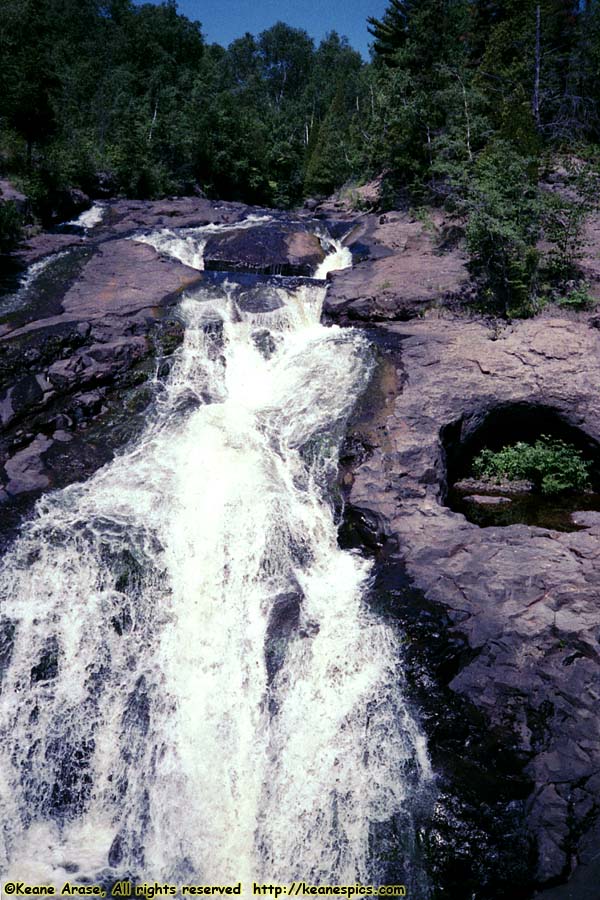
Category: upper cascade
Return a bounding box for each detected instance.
[133,216,353,279]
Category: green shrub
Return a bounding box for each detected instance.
[472,436,591,495]
[0,201,23,252]
[557,285,594,311]
[541,158,600,285]
[458,142,543,318]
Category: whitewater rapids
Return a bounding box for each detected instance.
[0,247,431,890]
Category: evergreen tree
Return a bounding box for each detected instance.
[367,0,413,62]
[1,0,599,236]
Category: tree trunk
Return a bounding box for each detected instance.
[148,102,158,144]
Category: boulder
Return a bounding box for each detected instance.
[264,590,303,683]
[0,179,28,215]
[203,225,325,276]
[52,187,91,224]
[91,170,117,198]
[463,494,512,505]
[455,477,535,495]
[0,618,15,686]
[324,209,470,323]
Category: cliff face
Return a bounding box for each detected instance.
[2,194,600,897]
[324,204,600,897]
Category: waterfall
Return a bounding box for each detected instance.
[314,241,352,280]
[67,203,106,230]
[0,246,431,890]
[133,216,273,271]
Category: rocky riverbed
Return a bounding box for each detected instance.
[0,198,344,545]
[2,194,600,898]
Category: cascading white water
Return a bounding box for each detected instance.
[67,203,105,230]
[0,245,431,890]
[314,238,353,280]
[18,252,70,289]
[0,254,61,314]
[134,215,273,271]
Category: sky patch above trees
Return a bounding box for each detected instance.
[132,0,389,58]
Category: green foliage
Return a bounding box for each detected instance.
[473,436,591,495]
[304,87,354,196]
[0,2,367,212]
[457,142,543,317]
[2,0,600,233]
[367,0,411,62]
[541,158,600,283]
[410,206,438,237]
[443,148,598,317]
[364,0,600,313]
[364,1,474,197]
[557,285,594,310]
[0,201,23,252]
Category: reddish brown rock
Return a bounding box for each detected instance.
[342,310,600,890]
[203,225,325,276]
[324,210,470,323]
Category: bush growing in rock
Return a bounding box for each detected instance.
[0,201,23,252]
[557,284,594,310]
[473,436,591,495]
[542,158,600,285]
[458,142,543,318]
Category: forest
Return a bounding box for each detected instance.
[2,0,600,314]
[3,5,600,896]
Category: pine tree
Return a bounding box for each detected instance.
[367,0,413,62]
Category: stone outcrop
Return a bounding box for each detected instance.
[314,188,600,895]
[322,209,470,323]
[15,196,257,265]
[203,225,326,276]
[340,310,600,895]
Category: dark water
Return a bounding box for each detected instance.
[0,245,93,327]
[450,486,600,532]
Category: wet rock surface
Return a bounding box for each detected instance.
[264,590,303,683]
[203,224,326,276]
[322,209,470,323]
[340,311,600,896]
[367,553,535,900]
[14,196,255,266]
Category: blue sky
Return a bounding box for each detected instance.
[134,1,389,58]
